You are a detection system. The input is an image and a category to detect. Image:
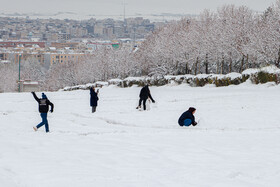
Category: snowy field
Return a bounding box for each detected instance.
[1,82,280,187]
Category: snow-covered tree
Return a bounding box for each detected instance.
[0,62,18,92]
[21,57,47,83]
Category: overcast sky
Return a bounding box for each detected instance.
[0,0,276,16]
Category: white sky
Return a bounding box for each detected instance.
[0,0,276,15]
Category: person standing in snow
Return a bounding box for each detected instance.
[178,107,197,127]
[90,87,99,113]
[136,85,155,111]
[32,92,54,133]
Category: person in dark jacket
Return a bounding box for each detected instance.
[178,107,197,127]
[32,92,54,133]
[90,87,99,113]
[136,85,155,110]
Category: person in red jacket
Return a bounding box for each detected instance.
[32,92,54,133]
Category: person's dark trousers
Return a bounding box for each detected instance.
[138,98,147,110]
[36,113,49,132]
[92,106,97,113]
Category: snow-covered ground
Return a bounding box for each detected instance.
[1,82,280,187]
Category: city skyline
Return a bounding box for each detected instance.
[0,0,277,20]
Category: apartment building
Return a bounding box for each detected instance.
[0,48,87,69]
[50,42,79,49]
[0,41,46,48]
[46,53,85,65]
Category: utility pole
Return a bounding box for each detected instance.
[133,27,136,47]
[123,0,126,22]
[123,0,127,34]
[18,54,21,92]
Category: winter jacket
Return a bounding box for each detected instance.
[178,110,195,126]
[32,92,54,113]
[139,85,155,102]
[90,88,99,106]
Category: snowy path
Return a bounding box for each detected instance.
[0,84,280,186]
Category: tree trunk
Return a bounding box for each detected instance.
[175,60,178,75]
[239,55,245,73]
[276,47,280,67]
[216,60,219,74]
[205,54,209,74]
[185,63,190,74]
[198,59,201,74]
[221,55,225,74]
[194,57,199,75]
[197,56,201,74]
[184,53,190,74]
[229,52,232,73]
[245,54,249,69]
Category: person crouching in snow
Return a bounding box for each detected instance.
[136,85,155,111]
[32,92,54,133]
[90,87,99,113]
[178,107,197,127]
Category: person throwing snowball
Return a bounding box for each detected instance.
[32,92,54,133]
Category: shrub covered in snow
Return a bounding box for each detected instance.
[250,71,279,84]
[245,65,280,84]
[62,82,108,91]
[61,65,280,91]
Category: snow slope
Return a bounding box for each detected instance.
[0,83,280,187]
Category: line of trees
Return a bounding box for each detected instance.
[136,1,280,76]
[0,1,280,92]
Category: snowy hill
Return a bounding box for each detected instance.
[0,83,280,186]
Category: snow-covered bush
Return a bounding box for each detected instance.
[60,65,280,91]
[123,77,147,87]
[243,65,280,84]
[108,79,123,87]
[250,71,278,84]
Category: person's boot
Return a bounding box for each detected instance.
[192,122,198,126]
[33,127,38,131]
[136,106,141,109]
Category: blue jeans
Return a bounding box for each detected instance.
[184,119,192,126]
[37,113,49,132]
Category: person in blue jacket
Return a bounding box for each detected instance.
[178,107,197,126]
[32,92,54,133]
[90,87,99,113]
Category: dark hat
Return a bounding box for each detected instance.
[42,93,47,99]
[188,107,196,113]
